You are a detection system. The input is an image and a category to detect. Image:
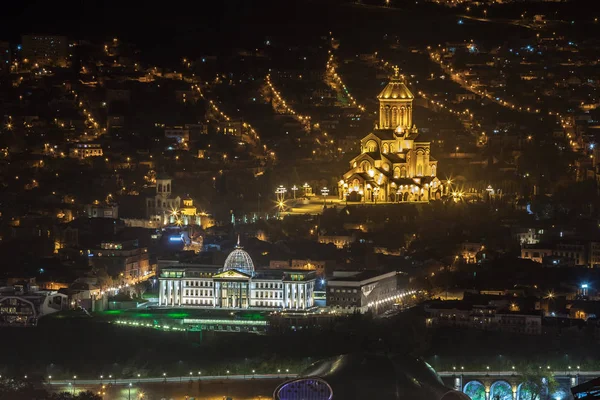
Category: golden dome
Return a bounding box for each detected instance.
[377,67,414,100]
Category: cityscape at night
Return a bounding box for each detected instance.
[2,0,600,399]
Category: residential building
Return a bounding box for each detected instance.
[553,242,588,267]
[88,239,150,279]
[22,35,68,67]
[424,301,542,335]
[495,313,542,335]
[69,143,103,159]
[83,203,118,219]
[0,41,10,74]
[513,228,541,245]
[318,234,355,249]
[269,259,328,276]
[460,242,483,264]
[521,245,553,263]
[326,270,411,314]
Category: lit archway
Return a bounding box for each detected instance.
[490,381,512,400]
[517,382,539,400]
[464,381,486,400]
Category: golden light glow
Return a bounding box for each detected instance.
[326,53,366,111]
[265,74,311,131]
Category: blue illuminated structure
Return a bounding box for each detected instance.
[275,378,332,400]
[274,353,470,400]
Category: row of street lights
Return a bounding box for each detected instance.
[275,184,331,210]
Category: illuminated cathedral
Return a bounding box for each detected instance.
[339,68,445,203]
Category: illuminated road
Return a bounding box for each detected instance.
[48,374,292,400]
[48,373,294,386]
[457,15,536,29]
[47,370,600,386]
[46,371,600,399]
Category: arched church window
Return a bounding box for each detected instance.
[382,143,389,154]
[391,107,398,128]
[365,140,378,153]
[390,144,395,153]
[158,184,163,193]
[360,161,371,172]
[400,167,407,178]
[431,165,436,177]
[382,162,390,172]
[393,167,400,179]
[417,164,423,176]
[385,106,391,128]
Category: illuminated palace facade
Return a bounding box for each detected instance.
[158,243,316,310]
[339,70,446,203]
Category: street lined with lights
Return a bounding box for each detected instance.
[265,74,311,132]
[326,52,366,112]
[427,47,567,122]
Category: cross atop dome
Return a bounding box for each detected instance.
[377,67,414,130]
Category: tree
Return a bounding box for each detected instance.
[519,366,559,400]
[134,282,147,298]
[0,377,101,400]
[49,392,102,400]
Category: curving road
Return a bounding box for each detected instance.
[47,370,600,386]
[48,373,295,386]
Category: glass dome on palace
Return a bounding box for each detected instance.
[222,245,255,276]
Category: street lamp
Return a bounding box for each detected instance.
[128,382,132,400]
[320,187,329,206]
[291,185,298,199]
[302,183,311,197]
[275,185,287,202]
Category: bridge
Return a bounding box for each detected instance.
[437,370,600,400]
[44,370,600,400]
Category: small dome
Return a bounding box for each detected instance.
[378,67,414,100]
[377,80,414,100]
[223,242,255,276]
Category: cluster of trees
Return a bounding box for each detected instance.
[0,378,100,400]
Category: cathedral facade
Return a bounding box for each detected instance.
[339,70,446,203]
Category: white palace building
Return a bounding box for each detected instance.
[158,241,316,310]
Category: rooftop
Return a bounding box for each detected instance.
[377,69,414,100]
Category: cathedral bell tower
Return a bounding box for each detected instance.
[377,66,414,131]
